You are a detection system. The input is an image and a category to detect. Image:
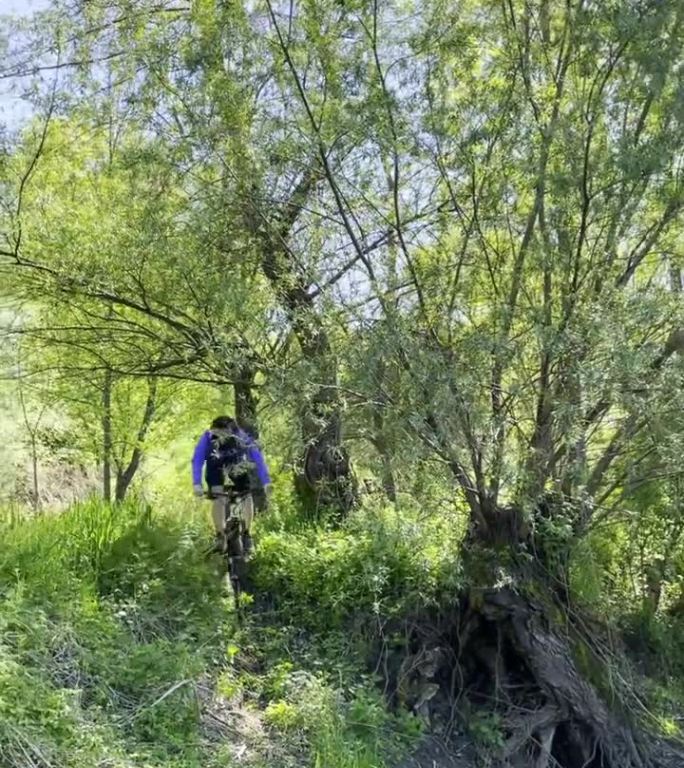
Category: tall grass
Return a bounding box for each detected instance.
[0,499,231,767]
[0,497,423,768]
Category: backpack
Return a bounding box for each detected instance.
[207,431,248,470]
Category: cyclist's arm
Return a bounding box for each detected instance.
[247,444,271,487]
[191,431,211,486]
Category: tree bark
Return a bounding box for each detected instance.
[234,362,258,437]
[382,578,655,768]
[371,359,397,503]
[244,171,356,515]
[30,437,39,511]
[18,383,42,512]
[371,432,397,504]
[102,367,113,503]
[113,378,156,503]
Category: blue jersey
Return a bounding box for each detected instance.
[191,428,270,487]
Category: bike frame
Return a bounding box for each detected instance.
[207,488,251,612]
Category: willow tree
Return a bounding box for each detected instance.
[1,1,366,510]
[256,0,684,763]
[1,111,283,441]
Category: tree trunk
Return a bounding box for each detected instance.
[113,378,157,503]
[233,367,270,512]
[245,171,356,515]
[102,368,113,503]
[467,587,651,768]
[18,383,43,512]
[114,468,130,504]
[267,265,355,516]
[234,363,258,437]
[376,442,397,503]
[382,569,655,768]
[370,358,397,503]
[643,563,664,618]
[399,486,656,768]
[298,402,356,516]
[371,424,397,504]
[28,435,40,512]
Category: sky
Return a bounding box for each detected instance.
[0,0,52,131]
[0,0,48,11]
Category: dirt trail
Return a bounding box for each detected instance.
[396,734,476,768]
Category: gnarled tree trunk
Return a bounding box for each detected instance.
[244,171,356,515]
[234,362,259,437]
[464,587,651,768]
[383,567,657,768]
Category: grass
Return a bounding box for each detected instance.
[12,488,682,768]
[3,489,684,767]
[0,497,426,768]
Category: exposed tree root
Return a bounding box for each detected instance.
[384,587,662,768]
[478,587,652,767]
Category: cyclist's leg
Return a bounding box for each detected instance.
[210,486,226,534]
[230,496,252,604]
[228,474,255,555]
[210,485,226,551]
[252,485,267,513]
[241,493,255,555]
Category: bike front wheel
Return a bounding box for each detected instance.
[224,519,245,610]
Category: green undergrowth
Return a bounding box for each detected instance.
[569,532,684,734]
[0,497,442,768]
[252,496,464,632]
[3,494,684,767]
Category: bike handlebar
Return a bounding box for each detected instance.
[203,489,251,500]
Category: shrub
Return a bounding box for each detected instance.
[252,501,462,631]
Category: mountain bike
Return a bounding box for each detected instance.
[206,488,252,612]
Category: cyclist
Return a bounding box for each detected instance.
[192,415,270,555]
